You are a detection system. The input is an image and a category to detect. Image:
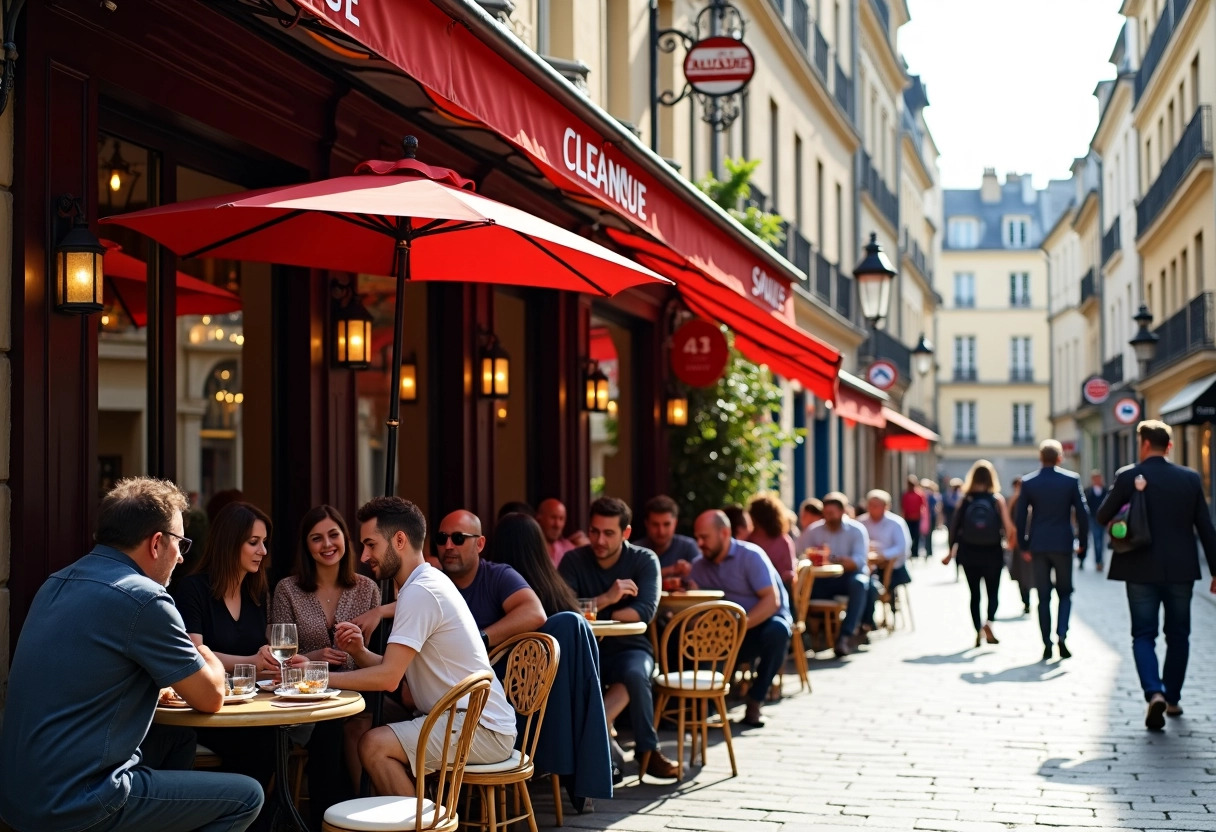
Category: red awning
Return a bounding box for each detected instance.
[832,384,886,428]
[290,0,806,321]
[881,407,940,452]
[602,235,840,401]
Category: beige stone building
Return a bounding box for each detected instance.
[937,170,1071,488]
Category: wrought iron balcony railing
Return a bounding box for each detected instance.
[953,367,978,382]
[1147,291,1216,374]
[1080,268,1097,305]
[1135,0,1192,103]
[1101,219,1121,265]
[859,149,898,228]
[834,62,853,118]
[1137,105,1212,238]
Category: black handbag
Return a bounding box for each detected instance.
[1109,488,1152,554]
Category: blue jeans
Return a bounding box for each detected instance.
[84,767,263,832]
[600,648,659,752]
[1088,517,1105,566]
[1125,582,1193,703]
[811,573,871,637]
[738,617,792,704]
[1032,551,1073,644]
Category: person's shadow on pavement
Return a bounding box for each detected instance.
[903,649,981,665]
[960,662,1068,684]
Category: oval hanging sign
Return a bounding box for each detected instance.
[683,36,756,96]
[1083,376,1111,405]
[672,319,730,388]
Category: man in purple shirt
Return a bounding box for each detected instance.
[689,510,792,728]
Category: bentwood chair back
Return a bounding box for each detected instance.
[322,672,493,832]
[651,600,747,780]
[790,559,816,692]
[460,632,560,832]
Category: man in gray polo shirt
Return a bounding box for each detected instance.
[802,492,873,657]
[0,477,262,832]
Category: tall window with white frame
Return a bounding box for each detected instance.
[953,272,976,308]
[1012,402,1035,445]
[954,401,977,444]
[1010,336,1032,381]
[1010,272,1031,307]
[1003,215,1029,248]
[953,335,977,382]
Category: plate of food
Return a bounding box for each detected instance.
[157,691,191,709]
[223,690,259,704]
[257,679,279,690]
[274,687,341,700]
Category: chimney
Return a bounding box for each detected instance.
[980,168,1000,203]
[1023,174,1036,204]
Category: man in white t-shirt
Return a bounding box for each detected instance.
[332,497,517,797]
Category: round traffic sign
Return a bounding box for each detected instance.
[683,36,756,96]
[866,360,898,391]
[1083,376,1111,405]
[1113,397,1141,425]
[671,319,729,388]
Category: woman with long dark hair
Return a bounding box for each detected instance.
[943,460,1017,647]
[492,512,580,616]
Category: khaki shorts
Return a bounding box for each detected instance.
[388,712,515,774]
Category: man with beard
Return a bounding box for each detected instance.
[801,492,873,657]
[688,510,791,728]
[435,509,546,649]
[558,497,679,780]
[331,497,517,797]
[631,494,699,580]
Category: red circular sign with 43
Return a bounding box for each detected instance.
[671,319,729,388]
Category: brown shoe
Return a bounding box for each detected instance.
[644,750,680,779]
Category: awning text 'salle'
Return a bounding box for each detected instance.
[563,128,648,222]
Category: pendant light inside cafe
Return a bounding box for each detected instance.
[479,334,510,398]
[398,354,418,403]
[54,194,105,315]
[584,362,610,413]
[665,386,688,426]
[331,279,374,370]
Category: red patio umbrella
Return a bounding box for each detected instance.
[102,241,242,327]
[101,137,669,496]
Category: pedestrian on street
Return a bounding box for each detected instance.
[900,476,925,559]
[1015,439,1089,661]
[942,460,1016,647]
[1095,420,1216,731]
[1084,470,1107,572]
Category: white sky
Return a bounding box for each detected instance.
[900,0,1127,189]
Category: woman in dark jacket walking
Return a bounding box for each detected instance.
[943,460,1017,647]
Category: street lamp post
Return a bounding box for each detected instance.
[912,333,934,378]
[854,232,897,329]
[1129,304,1159,376]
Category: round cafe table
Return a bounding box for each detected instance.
[812,563,844,579]
[658,589,725,611]
[588,620,648,637]
[155,689,365,831]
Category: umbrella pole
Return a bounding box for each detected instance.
[383,239,410,498]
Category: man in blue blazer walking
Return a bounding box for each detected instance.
[1015,439,1089,661]
[1096,420,1216,731]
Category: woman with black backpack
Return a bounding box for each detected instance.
[943,459,1017,647]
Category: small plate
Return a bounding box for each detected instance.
[157,698,191,709]
[223,691,258,704]
[274,687,340,700]
[257,679,278,690]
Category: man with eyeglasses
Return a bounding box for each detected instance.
[435,509,547,650]
[0,477,263,832]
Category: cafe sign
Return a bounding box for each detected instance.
[683,36,755,96]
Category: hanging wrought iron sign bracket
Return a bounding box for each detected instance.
[652,0,754,135]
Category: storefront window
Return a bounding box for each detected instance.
[589,315,634,507]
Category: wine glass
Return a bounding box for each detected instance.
[269,623,298,684]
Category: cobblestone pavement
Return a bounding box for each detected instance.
[534,531,1216,832]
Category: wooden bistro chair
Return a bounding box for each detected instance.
[322,672,493,832]
[651,601,747,780]
[790,559,816,692]
[460,633,560,832]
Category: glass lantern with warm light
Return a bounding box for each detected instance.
[55,214,106,315]
[479,340,510,398]
[333,299,374,369]
[665,392,689,426]
[585,365,610,412]
[399,359,418,403]
[853,232,896,327]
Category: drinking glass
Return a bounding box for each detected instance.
[301,661,329,694]
[232,663,256,695]
[281,666,304,691]
[578,598,597,621]
[269,623,298,681]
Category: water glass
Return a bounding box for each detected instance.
[232,663,256,695]
[300,661,329,694]
[578,597,597,621]
[281,666,304,691]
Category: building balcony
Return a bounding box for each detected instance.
[1101,219,1121,265]
[834,62,853,118]
[1080,268,1097,305]
[953,433,978,445]
[812,251,853,321]
[1137,105,1212,239]
[870,327,912,382]
[813,25,829,78]
[952,367,977,382]
[790,0,810,51]
[1135,0,1192,104]
[835,271,854,321]
[1147,291,1216,375]
[1012,434,1037,446]
[789,224,813,280]
[900,229,933,281]
[859,149,898,229]
[745,183,768,214]
[1009,367,1035,382]
[1103,354,1124,385]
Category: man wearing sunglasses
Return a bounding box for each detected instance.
[435,510,547,650]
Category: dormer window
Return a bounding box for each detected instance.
[1003,215,1030,248]
[948,217,979,248]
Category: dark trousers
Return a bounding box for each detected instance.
[907,521,921,558]
[738,617,792,704]
[1126,581,1193,703]
[601,647,659,753]
[1032,551,1073,644]
[810,572,871,636]
[961,556,1002,631]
